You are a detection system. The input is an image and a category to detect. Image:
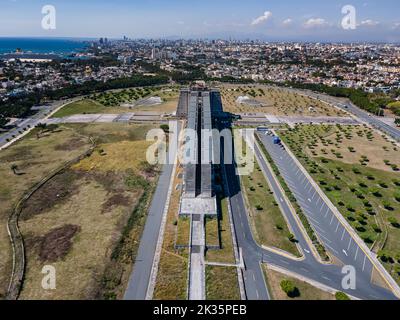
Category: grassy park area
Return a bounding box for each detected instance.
[0,122,159,299]
[218,84,346,117]
[205,266,240,300]
[279,124,400,284]
[240,145,300,257]
[263,265,335,300]
[153,161,189,300]
[52,86,180,119]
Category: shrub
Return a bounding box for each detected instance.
[370,188,382,198]
[280,280,300,298]
[378,182,388,189]
[383,201,394,211]
[371,224,382,233]
[335,292,350,300]
[378,250,393,263]
[388,217,400,228]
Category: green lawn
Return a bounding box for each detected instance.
[241,147,300,257]
[52,99,106,118]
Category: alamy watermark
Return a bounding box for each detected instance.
[146,121,255,176]
[41,5,56,30]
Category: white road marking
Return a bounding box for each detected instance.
[335,221,340,233]
[354,247,359,261]
[347,238,352,251]
[312,191,317,200]
[341,229,346,241]
[342,249,348,257]
[307,215,322,226]
[311,223,327,234]
[317,233,333,244]
[329,215,335,225]
[324,243,339,255]
[362,256,367,272]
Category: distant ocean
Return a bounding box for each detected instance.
[0,38,88,56]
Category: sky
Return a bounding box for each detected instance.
[0,0,399,42]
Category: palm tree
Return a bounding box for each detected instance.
[10,164,18,175]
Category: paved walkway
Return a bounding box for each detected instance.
[188,214,206,300]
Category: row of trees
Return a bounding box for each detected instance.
[0,74,168,128]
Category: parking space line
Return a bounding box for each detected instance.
[329,215,335,225]
[347,238,352,251]
[335,221,340,233]
[354,246,359,261]
[341,229,346,241]
[362,255,367,272]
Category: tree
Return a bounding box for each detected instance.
[160,124,169,133]
[288,233,296,242]
[10,164,18,175]
[335,292,350,300]
[395,118,400,127]
[280,280,300,298]
[36,122,47,139]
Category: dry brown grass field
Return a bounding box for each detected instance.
[0,122,158,299]
[218,84,346,117]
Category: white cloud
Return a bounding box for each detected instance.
[393,22,400,29]
[359,19,380,27]
[303,18,329,28]
[251,11,272,26]
[282,18,293,26]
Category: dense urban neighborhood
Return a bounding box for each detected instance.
[1,1,400,310]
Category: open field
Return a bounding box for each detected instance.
[205,266,240,300]
[205,216,219,248]
[153,161,189,300]
[0,126,91,298]
[52,86,180,119]
[303,124,399,172]
[52,99,122,118]
[280,124,400,284]
[240,145,300,257]
[0,122,158,299]
[218,84,346,117]
[263,265,335,300]
[205,197,236,264]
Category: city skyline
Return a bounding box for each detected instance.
[0,0,400,42]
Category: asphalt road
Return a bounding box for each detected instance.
[296,90,400,142]
[124,123,180,300]
[254,132,398,300]
[0,99,77,148]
